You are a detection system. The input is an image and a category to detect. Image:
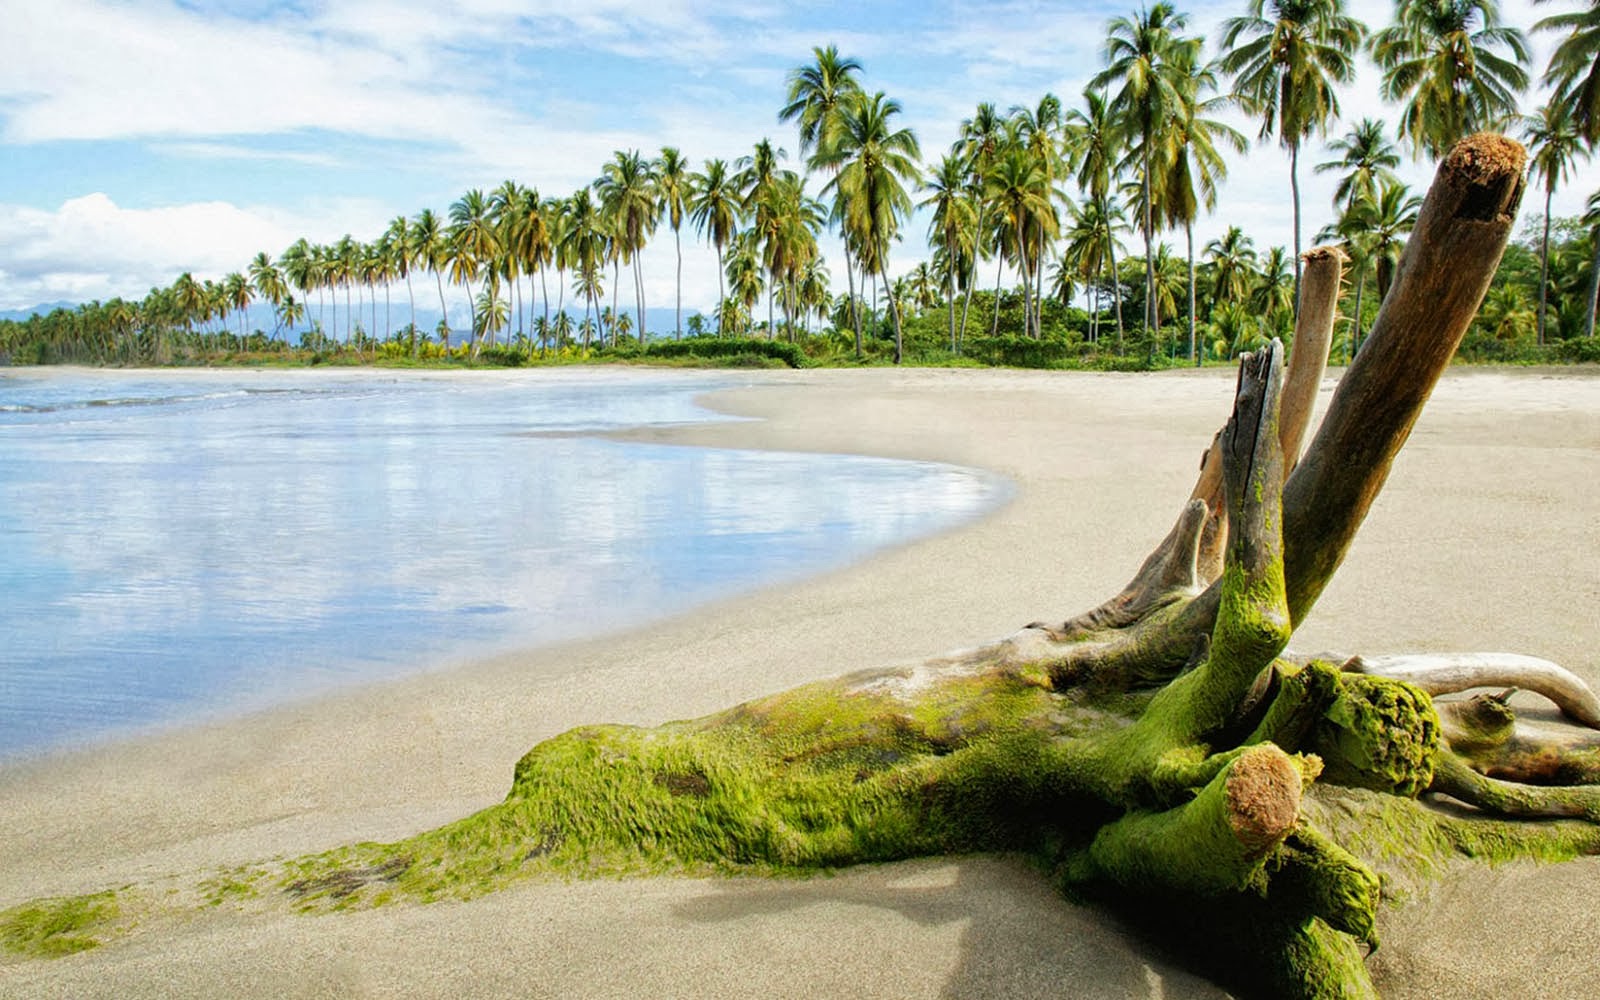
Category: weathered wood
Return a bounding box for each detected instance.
[1282,134,1526,623]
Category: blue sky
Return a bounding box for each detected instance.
[0,0,1584,316]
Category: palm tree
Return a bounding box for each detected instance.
[1360,179,1424,303]
[1204,226,1259,312]
[689,159,743,335]
[655,147,690,339]
[1092,2,1197,337]
[221,272,252,341]
[1062,197,1128,344]
[1535,0,1600,144]
[596,150,658,344]
[1221,0,1367,314]
[920,153,978,350]
[563,188,608,345]
[448,189,498,358]
[955,102,1007,346]
[817,91,923,363]
[1374,0,1531,160]
[247,252,288,341]
[384,215,418,355]
[984,144,1055,340]
[1064,89,1127,343]
[737,139,788,336]
[410,209,451,345]
[1315,119,1403,211]
[1155,51,1245,363]
[1010,94,1065,338]
[780,44,865,165]
[1520,99,1590,344]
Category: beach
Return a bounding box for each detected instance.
[2,365,1598,998]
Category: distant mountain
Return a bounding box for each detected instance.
[0,301,79,323]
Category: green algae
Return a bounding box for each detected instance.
[0,891,119,959]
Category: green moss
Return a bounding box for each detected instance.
[0,891,118,958]
[1311,674,1439,797]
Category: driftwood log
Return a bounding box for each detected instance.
[6,133,1600,998]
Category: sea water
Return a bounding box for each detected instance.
[0,368,1005,759]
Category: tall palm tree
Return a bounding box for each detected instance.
[1251,246,1296,330]
[737,139,788,336]
[1064,89,1127,342]
[1062,197,1128,344]
[1315,119,1403,210]
[448,189,498,358]
[596,150,658,344]
[1374,0,1531,159]
[1221,0,1367,314]
[563,188,608,346]
[655,147,690,339]
[920,153,978,350]
[816,91,923,363]
[384,215,419,355]
[984,144,1055,340]
[222,272,252,341]
[955,102,1007,346]
[1092,2,1197,336]
[247,252,288,341]
[1360,179,1424,303]
[1520,99,1590,344]
[1010,94,1064,338]
[1155,51,1245,363]
[688,159,743,335]
[410,209,451,345]
[1535,0,1600,144]
[780,44,865,165]
[1204,226,1259,310]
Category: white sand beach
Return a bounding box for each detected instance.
[2,365,1598,998]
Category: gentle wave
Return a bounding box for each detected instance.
[1,386,347,415]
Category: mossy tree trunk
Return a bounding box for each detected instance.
[12,136,1600,998]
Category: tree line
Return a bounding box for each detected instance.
[3,0,1598,369]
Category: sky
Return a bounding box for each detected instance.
[1,0,1590,320]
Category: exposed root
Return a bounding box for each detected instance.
[1346,653,1600,729]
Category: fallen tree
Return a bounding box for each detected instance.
[7,134,1600,997]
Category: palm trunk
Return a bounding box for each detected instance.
[1105,201,1125,348]
[434,269,448,347]
[674,226,683,340]
[715,244,727,337]
[958,205,985,350]
[1351,264,1366,360]
[405,272,417,358]
[1187,220,1198,366]
[881,259,904,365]
[990,255,1005,336]
[1291,140,1303,322]
[1586,229,1599,339]
[1142,143,1154,339]
[1537,186,1553,346]
[634,254,646,347]
[844,243,861,356]
[947,234,957,352]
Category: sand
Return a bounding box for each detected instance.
[2,365,1598,998]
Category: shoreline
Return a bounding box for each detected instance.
[4,366,1599,998]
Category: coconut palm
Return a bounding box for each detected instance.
[1358,179,1424,303]
[780,44,865,165]
[689,159,743,335]
[1155,52,1246,363]
[984,143,1055,340]
[1315,119,1403,211]
[1221,0,1367,314]
[1374,0,1531,160]
[1064,88,1127,342]
[950,103,1008,349]
[247,252,288,340]
[1251,246,1295,330]
[1092,2,1198,336]
[1204,226,1259,312]
[1010,94,1065,338]
[920,153,979,350]
[409,209,451,343]
[1062,197,1128,345]
[816,91,923,363]
[1519,99,1591,344]
[595,151,658,343]
[655,147,690,339]
[383,216,419,354]
[563,188,608,345]
[1535,0,1600,144]
[448,189,498,358]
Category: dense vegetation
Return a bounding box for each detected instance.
[3,0,1598,369]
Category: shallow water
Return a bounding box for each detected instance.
[0,368,1005,758]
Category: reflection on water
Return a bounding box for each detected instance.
[0,369,1005,758]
